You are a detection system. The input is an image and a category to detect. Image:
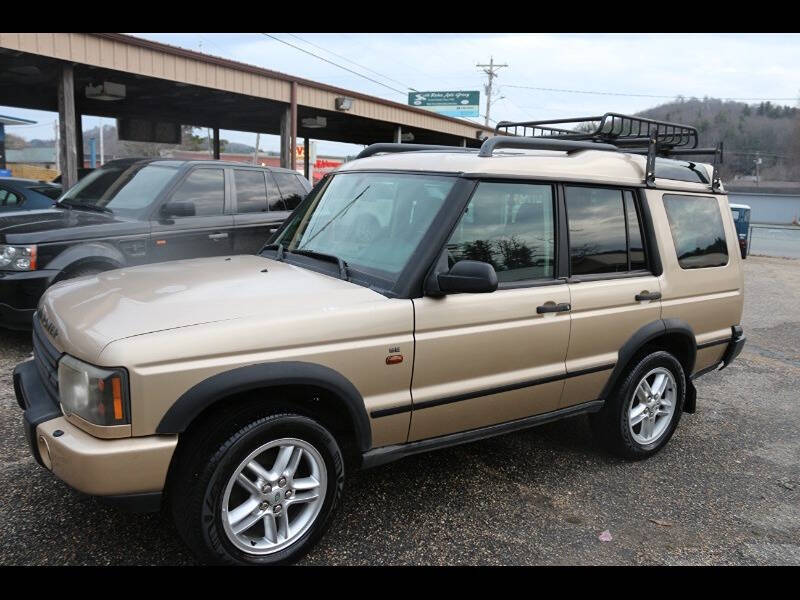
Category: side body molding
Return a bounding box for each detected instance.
[599,319,697,405]
[156,361,372,451]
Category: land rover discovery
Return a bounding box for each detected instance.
[14,113,746,565]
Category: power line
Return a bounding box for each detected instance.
[503,84,799,102]
[284,33,419,93]
[260,33,408,97]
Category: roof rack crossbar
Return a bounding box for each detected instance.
[478,136,618,157]
[355,143,475,160]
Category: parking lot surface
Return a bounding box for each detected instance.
[1,255,798,565]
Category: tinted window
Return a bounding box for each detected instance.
[273,172,307,210]
[663,194,728,269]
[170,169,225,216]
[234,169,267,213]
[447,182,555,282]
[625,191,646,270]
[655,158,709,183]
[295,174,312,192]
[566,186,628,275]
[29,185,62,200]
[266,173,285,211]
[0,188,21,207]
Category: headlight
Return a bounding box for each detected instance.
[0,244,37,271]
[57,355,130,426]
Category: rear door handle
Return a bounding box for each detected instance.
[208,232,229,241]
[537,302,571,314]
[635,291,662,301]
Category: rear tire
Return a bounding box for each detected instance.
[590,350,685,460]
[169,408,344,565]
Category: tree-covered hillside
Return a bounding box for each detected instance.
[637,97,800,180]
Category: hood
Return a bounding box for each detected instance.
[39,254,385,362]
[0,207,134,243]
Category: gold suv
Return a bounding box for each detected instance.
[14,114,745,565]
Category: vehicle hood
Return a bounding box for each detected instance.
[0,207,131,243]
[39,254,385,362]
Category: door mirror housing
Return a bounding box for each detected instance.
[437,260,498,294]
[161,200,196,218]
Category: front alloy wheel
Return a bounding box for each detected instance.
[221,438,327,554]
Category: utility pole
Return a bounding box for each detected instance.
[54,120,59,172]
[477,56,508,128]
[98,117,104,165]
[253,132,260,165]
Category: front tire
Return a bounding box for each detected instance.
[590,350,685,459]
[170,410,344,565]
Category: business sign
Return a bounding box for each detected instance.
[408,91,480,118]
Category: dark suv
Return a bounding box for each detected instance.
[0,158,310,330]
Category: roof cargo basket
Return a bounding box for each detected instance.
[495,112,723,191]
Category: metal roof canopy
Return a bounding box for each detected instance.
[0,114,36,125]
[0,33,492,148]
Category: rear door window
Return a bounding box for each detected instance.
[234,169,268,213]
[273,172,307,211]
[169,168,225,216]
[662,194,728,269]
[266,173,285,211]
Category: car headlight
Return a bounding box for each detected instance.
[57,355,130,426]
[0,244,37,271]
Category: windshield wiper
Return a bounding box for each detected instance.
[57,199,112,214]
[297,185,371,250]
[290,248,349,281]
[262,243,285,261]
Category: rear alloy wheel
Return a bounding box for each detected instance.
[590,350,685,459]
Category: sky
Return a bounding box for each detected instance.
[4,33,800,157]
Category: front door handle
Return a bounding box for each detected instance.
[208,232,229,241]
[537,302,571,314]
[635,291,662,301]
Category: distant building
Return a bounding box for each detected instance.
[6,147,57,169]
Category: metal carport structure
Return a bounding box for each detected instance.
[0,33,495,189]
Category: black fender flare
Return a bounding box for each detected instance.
[46,242,127,277]
[599,318,697,402]
[156,361,372,452]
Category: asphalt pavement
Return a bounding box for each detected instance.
[0,255,798,565]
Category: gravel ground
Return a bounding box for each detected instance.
[0,255,798,565]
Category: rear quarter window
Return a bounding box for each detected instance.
[662,194,728,269]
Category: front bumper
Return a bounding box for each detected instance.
[14,359,178,505]
[0,269,59,330]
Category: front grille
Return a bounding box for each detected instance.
[32,315,61,403]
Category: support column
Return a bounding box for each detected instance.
[461,138,467,147]
[57,63,78,190]
[290,82,298,171]
[394,126,402,143]
[75,113,84,169]
[213,127,220,160]
[280,107,291,169]
[303,137,310,180]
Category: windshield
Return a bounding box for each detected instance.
[270,172,456,289]
[58,162,180,217]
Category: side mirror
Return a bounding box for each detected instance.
[437,260,498,294]
[161,200,195,217]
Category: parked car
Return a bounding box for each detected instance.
[729,203,751,258]
[0,158,310,330]
[14,114,745,565]
[0,177,61,212]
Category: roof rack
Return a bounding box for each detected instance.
[495,112,723,191]
[354,113,724,192]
